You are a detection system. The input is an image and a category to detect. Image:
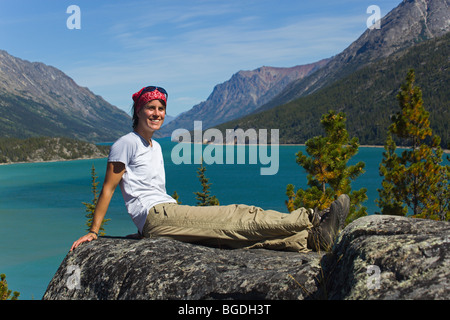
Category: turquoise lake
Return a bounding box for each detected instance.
[0,138,434,299]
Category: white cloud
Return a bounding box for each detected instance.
[0,0,402,116]
[63,2,375,115]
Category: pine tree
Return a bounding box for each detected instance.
[287,110,367,225]
[194,160,219,206]
[83,164,110,235]
[172,191,182,204]
[0,274,20,300]
[376,135,408,216]
[377,69,449,220]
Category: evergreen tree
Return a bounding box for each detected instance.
[376,135,408,216]
[83,164,110,235]
[286,110,367,225]
[0,274,20,300]
[172,191,182,204]
[377,70,449,220]
[194,160,219,206]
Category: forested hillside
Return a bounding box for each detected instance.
[0,137,110,164]
[0,50,130,143]
[216,32,450,147]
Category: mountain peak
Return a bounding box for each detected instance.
[155,59,330,137]
[258,0,450,109]
[0,50,131,142]
[347,0,450,63]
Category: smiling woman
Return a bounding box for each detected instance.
[70,85,175,251]
[131,86,168,137]
[70,84,351,254]
[139,102,166,135]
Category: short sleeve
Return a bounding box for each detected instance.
[108,135,134,166]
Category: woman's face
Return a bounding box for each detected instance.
[136,99,166,133]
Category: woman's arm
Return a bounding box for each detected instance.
[70,162,125,251]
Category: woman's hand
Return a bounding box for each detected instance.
[70,232,98,251]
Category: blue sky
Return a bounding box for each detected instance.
[0,0,401,117]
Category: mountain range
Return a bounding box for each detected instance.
[163,0,450,147]
[0,50,131,142]
[155,60,330,137]
[0,0,449,147]
[216,31,449,146]
[256,0,450,112]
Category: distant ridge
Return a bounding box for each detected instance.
[155,59,330,137]
[0,136,110,164]
[214,0,450,147]
[216,31,450,147]
[158,0,450,144]
[256,0,450,112]
[0,50,131,142]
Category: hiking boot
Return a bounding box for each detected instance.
[307,195,350,251]
[308,209,322,227]
[310,206,330,224]
[335,194,350,231]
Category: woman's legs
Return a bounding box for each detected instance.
[142,203,313,252]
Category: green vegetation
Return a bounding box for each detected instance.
[172,191,182,204]
[194,160,219,206]
[0,92,67,139]
[0,85,130,143]
[0,136,110,164]
[170,162,220,206]
[377,70,449,220]
[0,274,20,300]
[216,32,450,147]
[286,111,367,226]
[83,165,110,235]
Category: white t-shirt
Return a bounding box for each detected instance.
[108,132,176,232]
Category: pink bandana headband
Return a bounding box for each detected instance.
[132,86,168,113]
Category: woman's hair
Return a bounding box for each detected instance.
[131,99,167,129]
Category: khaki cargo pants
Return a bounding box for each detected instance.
[142,203,313,252]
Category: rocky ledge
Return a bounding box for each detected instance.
[43,215,449,300]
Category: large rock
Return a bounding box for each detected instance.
[321,214,450,300]
[42,237,323,300]
[43,215,449,300]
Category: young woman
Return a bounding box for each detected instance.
[71,86,349,253]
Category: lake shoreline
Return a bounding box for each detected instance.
[0,155,108,166]
[1,143,448,166]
